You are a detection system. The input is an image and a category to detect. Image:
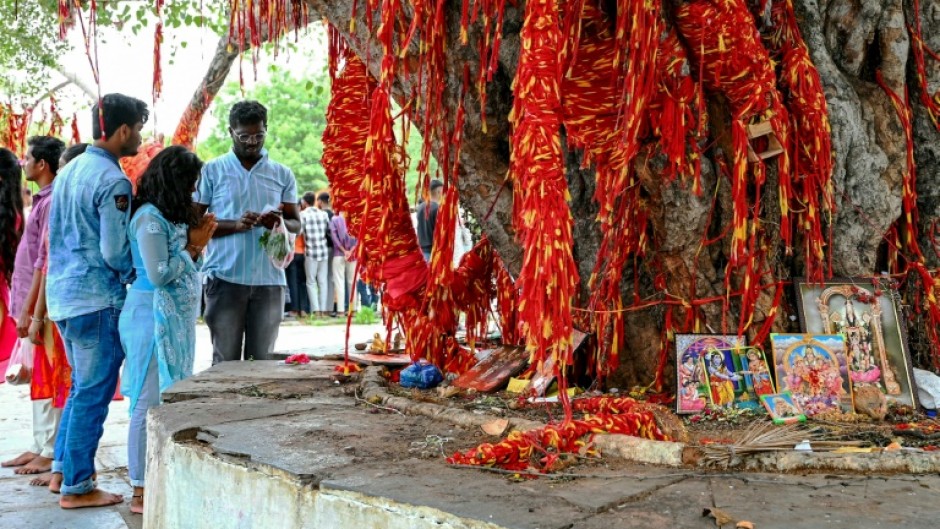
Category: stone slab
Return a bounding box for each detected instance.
[95,444,129,471]
[163,360,341,403]
[549,475,684,513]
[150,395,330,441]
[195,403,362,485]
[0,505,128,529]
[573,471,940,529]
[321,461,592,529]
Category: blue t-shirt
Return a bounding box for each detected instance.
[195,149,297,286]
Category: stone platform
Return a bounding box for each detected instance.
[144,361,940,529]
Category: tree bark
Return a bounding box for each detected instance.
[172,34,241,148]
[305,0,940,387]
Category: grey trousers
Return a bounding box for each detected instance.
[204,278,284,364]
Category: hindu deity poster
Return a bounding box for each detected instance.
[699,347,773,412]
[770,333,853,415]
[675,334,746,414]
[760,391,806,424]
[794,278,918,407]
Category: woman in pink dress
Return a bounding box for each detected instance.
[0,148,24,371]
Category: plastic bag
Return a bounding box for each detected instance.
[259,219,293,270]
[399,360,444,389]
[4,339,33,385]
[914,368,940,410]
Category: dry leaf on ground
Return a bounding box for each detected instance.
[702,507,735,527]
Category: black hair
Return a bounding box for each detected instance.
[302,191,317,206]
[27,136,66,175]
[92,93,149,140]
[430,179,444,191]
[317,192,330,204]
[0,148,23,283]
[133,146,203,226]
[61,143,89,165]
[229,100,268,129]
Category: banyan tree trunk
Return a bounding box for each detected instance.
[303,0,940,388]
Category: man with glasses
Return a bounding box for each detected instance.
[195,100,300,363]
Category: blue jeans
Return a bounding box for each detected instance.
[127,350,159,487]
[52,308,124,496]
[356,280,375,309]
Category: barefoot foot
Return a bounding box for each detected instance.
[48,473,62,494]
[130,487,144,515]
[29,472,52,487]
[15,455,52,475]
[1,451,38,467]
[59,489,123,509]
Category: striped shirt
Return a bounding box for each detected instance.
[301,207,330,261]
[195,149,297,286]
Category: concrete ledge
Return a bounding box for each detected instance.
[143,363,940,529]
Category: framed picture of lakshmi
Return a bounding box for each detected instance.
[793,277,918,407]
[769,333,854,415]
[699,347,772,412]
[674,334,746,414]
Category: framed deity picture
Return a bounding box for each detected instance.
[794,277,918,407]
[699,347,771,412]
[675,334,746,414]
[760,391,807,424]
[770,333,853,415]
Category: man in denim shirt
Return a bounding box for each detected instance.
[46,93,148,509]
[196,101,300,363]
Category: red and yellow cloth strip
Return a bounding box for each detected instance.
[226,0,309,67]
[447,397,669,472]
[876,72,940,369]
[0,106,32,156]
[760,0,834,282]
[452,239,496,352]
[494,256,522,346]
[509,0,579,417]
[461,0,510,130]
[675,0,792,266]
[152,0,164,102]
[321,51,386,373]
[648,27,707,190]
[561,2,632,381]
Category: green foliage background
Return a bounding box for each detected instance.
[0,0,434,205]
[196,64,432,203]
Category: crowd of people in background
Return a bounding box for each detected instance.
[0,89,477,517]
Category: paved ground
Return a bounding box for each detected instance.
[0,320,383,529]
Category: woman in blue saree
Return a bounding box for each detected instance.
[119,146,216,514]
